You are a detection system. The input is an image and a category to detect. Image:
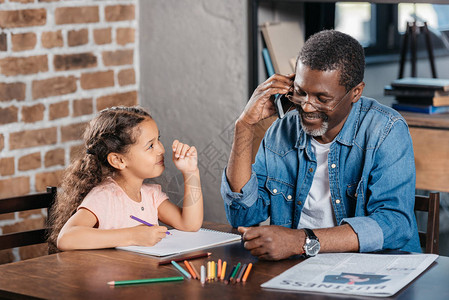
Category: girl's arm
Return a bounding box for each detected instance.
[158,140,203,231]
[57,208,168,251]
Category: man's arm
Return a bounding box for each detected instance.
[239,224,359,261]
[226,74,294,192]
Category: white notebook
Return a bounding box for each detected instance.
[116,228,241,257]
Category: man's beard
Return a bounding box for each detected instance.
[298,108,329,137]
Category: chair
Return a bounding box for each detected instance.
[414,192,439,254]
[0,187,57,251]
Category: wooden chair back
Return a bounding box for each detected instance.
[415,192,439,254]
[0,187,57,250]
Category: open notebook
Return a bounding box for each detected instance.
[116,228,241,257]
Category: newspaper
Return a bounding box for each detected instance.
[261,253,438,297]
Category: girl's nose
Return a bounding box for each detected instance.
[157,141,165,154]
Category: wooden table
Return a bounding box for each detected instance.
[401,112,449,192]
[0,223,448,300]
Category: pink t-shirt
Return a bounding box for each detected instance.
[78,178,168,229]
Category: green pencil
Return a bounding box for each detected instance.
[107,276,184,286]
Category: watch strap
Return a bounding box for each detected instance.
[304,228,318,241]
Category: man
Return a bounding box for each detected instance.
[221,30,420,260]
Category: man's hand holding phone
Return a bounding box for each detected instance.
[238,73,294,126]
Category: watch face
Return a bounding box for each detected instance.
[305,239,320,257]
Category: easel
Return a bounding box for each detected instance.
[398,21,437,79]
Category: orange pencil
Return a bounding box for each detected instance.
[188,261,200,280]
[217,259,222,278]
[242,263,253,282]
[220,261,227,281]
[184,260,196,279]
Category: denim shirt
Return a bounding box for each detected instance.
[221,96,421,253]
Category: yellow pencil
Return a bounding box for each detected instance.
[207,261,211,281]
[211,261,215,281]
[220,261,227,281]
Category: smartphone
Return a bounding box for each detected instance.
[274,93,292,119]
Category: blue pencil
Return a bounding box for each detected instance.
[171,260,192,279]
[130,215,170,235]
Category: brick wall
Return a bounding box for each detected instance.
[0,0,139,263]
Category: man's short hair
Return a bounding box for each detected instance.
[298,30,365,91]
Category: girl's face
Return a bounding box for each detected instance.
[122,118,165,180]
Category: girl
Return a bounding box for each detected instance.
[49,106,203,251]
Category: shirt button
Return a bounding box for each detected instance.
[273,189,278,193]
[335,199,341,204]
[297,201,302,205]
[287,195,292,200]
[331,163,336,168]
[309,168,313,172]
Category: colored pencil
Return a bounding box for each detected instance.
[107,276,183,286]
[184,260,196,279]
[217,259,222,279]
[220,261,227,281]
[171,261,191,279]
[236,264,247,283]
[200,265,206,285]
[207,261,211,281]
[158,252,212,265]
[211,261,215,281]
[230,262,241,283]
[129,215,170,235]
[188,261,200,279]
[224,265,236,284]
[242,263,253,282]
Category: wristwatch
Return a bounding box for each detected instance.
[303,228,320,257]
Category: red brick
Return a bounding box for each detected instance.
[61,122,87,142]
[0,9,46,28]
[0,106,18,125]
[11,32,36,51]
[105,5,135,22]
[93,28,111,45]
[0,82,26,102]
[116,27,135,45]
[32,76,77,100]
[35,170,63,192]
[0,33,6,51]
[3,217,44,235]
[0,157,14,176]
[55,6,99,24]
[118,68,135,86]
[0,212,14,221]
[11,0,34,3]
[54,53,97,71]
[0,134,4,151]
[18,152,41,171]
[70,144,84,162]
[68,28,88,47]
[0,55,48,76]
[97,91,137,111]
[102,49,133,66]
[0,176,30,198]
[73,98,93,117]
[49,101,69,120]
[10,127,57,150]
[45,148,64,167]
[0,249,14,265]
[21,103,45,123]
[80,70,114,90]
[19,209,44,219]
[41,30,63,49]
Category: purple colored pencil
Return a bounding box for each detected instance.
[130,215,170,235]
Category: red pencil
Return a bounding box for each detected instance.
[158,252,212,265]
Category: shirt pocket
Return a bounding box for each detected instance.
[266,179,295,226]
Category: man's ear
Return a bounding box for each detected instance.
[351,81,366,103]
[107,153,126,170]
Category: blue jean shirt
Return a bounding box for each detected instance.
[221,96,421,253]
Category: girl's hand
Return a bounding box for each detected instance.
[172,140,198,174]
[130,225,168,246]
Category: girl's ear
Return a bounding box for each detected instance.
[107,153,126,170]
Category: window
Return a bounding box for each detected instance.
[334,2,449,60]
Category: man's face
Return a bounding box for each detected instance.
[293,62,359,144]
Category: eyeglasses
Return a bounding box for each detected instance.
[285,88,353,113]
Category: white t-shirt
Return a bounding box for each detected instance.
[298,138,336,229]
